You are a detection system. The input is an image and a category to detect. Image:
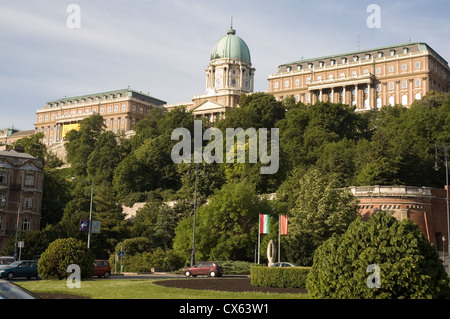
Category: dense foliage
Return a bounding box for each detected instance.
[38,238,95,279]
[7,92,450,283]
[306,211,450,298]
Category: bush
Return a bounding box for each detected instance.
[112,248,184,273]
[306,211,450,299]
[250,266,311,288]
[38,238,95,279]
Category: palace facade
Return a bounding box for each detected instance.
[34,88,166,146]
[268,42,450,110]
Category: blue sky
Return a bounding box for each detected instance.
[1,0,449,130]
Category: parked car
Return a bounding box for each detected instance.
[270,262,298,267]
[93,260,111,278]
[0,279,39,299]
[0,256,15,266]
[183,262,223,277]
[0,260,39,280]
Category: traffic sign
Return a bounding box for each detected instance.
[80,219,89,231]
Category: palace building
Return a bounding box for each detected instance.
[35,88,166,146]
[165,25,255,121]
[268,42,450,110]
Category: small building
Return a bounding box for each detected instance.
[0,146,44,254]
[350,185,448,252]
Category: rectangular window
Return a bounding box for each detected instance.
[0,172,6,184]
[24,197,33,209]
[402,81,407,89]
[22,218,31,231]
[402,64,407,71]
[415,79,421,87]
[376,67,381,74]
[24,175,35,187]
[415,62,420,69]
[284,81,289,87]
[0,194,5,206]
[389,83,394,90]
[388,66,394,73]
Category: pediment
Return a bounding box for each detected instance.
[191,100,228,112]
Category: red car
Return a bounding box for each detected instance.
[93,260,111,278]
[183,261,223,277]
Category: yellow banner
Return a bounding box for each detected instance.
[62,123,80,138]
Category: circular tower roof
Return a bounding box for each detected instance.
[210,27,251,63]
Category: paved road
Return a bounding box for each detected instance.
[106,273,249,280]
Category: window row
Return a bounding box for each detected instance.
[0,216,32,231]
[0,194,34,208]
[0,172,35,186]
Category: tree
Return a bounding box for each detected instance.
[285,168,358,265]
[38,238,95,279]
[306,211,450,299]
[65,114,105,177]
[173,180,272,262]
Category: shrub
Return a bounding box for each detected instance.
[306,211,450,299]
[112,248,184,273]
[250,266,311,288]
[38,238,95,279]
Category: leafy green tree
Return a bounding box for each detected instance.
[285,168,358,265]
[306,211,450,299]
[173,180,272,262]
[38,238,95,279]
[65,114,105,177]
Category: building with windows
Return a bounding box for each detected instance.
[35,88,166,146]
[350,185,449,254]
[268,42,450,110]
[0,128,36,146]
[165,25,255,121]
[0,146,44,254]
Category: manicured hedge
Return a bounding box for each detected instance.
[250,266,311,288]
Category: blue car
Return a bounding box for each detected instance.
[0,260,39,280]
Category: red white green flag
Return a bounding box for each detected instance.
[260,214,270,234]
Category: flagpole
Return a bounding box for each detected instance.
[278,218,281,263]
[258,214,261,264]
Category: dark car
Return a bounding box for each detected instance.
[93,260,111,278]
[183,262,223,277]
[0,260,39,280]
[0,279,39,299]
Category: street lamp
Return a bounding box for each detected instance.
[434,144,449,264]
[71,177,94,249]
[190,164,199,267]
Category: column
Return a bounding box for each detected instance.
[331,88,334,103]
[367,83,371,109]
[342,86,346,104]
[354,84,358,108]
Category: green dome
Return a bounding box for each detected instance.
[210,27,251,63]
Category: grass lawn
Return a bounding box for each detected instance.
[16,279,310,299]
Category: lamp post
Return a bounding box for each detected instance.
[190,163,199,267]
[72,177,94,249]
[434,144,449,264]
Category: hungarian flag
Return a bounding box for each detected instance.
[279,215,288,235]
[260,214,270,234]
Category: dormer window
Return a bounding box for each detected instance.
[403,47,409,54]
[297,65,302,71]
[308,63,313,69]
[286,66,291,72]
[330,59,336,66]
[365,54,371,60]
[377,52,383,58]
[390,49,396,56]
[319,61,324,67]
[353,56,359,62]
[341,57,347,64]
